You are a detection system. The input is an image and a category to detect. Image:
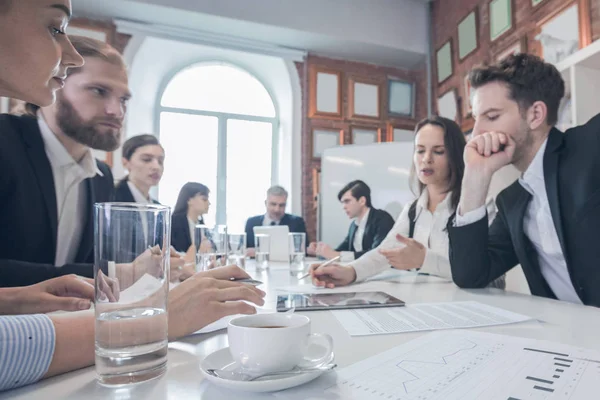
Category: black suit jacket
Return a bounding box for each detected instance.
[448,115,600,307]
[171,212,192,252]
[245,213,307,248]
[335,208,395,259]
[0,114,115,287]
[114,179,160,204]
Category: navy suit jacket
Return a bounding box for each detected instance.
[335,208,395,259]
[0,114,114,287]
[245,213,307,248]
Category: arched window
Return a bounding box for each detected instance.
[158,63,277,232]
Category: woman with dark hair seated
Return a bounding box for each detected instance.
[115,134,164,204]
[310,116,504,288]
[171,182,212,253]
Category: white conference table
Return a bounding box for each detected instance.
[2,261,600,399]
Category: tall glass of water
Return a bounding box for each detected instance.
[194,224,210,272]
[94,203,170,385]
[289,232,306,275]
[255,233,270,270]
[227,233,247,269]
[211,225,229,268]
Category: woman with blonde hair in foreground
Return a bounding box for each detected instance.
[0,0,264,391]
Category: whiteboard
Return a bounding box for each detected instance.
[319,142,416,246]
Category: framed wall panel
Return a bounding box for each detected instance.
[349,77,381,120]
[458,9,479,60]
[437,88,459,122]
[388,78,414,118]
[495,36,527,62]
[309,66,342,118]
[351,127,382,145]
[534,0,591,65]
[462,73,473,118]
[436,40,453,83]
[490,0,513,41]
[312,127,344,159]
[386,122,415,143]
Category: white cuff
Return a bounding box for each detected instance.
[454,205,487,227]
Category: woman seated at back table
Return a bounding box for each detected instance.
[310,116,504,288]
[115,134,164,204]
[171,182,214,253]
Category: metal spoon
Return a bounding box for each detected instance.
[206,362,337,382]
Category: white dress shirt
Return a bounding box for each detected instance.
[127,181,152,204]
[340,208,371,262]
[455,138,582,304]
[263,214,279,226]
[188,217,197,247]
[351,191,496,282]
[126,181,153,241]
[38,114,100,266]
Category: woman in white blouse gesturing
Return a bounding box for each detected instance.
[310,116,495,287]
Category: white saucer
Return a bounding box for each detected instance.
[200,347,334,393]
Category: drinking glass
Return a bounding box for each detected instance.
[94,203,170,385]
[255,233,270,270]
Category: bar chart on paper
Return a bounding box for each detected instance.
[281,330,600,400]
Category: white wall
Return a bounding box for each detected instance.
[120,36,302,214]
[73,0,428,68]
[132,0,429,55]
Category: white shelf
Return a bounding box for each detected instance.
[556,38,600,72]
[554,40,600,128]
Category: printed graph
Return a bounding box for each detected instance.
[330,335,504,399]
[309,331,600,400]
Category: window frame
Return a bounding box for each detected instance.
[155,61,279,227]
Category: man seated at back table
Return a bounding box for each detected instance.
[308,180,394,262]
[245,185,307,257]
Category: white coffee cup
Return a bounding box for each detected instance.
[228,313,333,374]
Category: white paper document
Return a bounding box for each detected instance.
[332,301,532,336]
[278,330,600,400]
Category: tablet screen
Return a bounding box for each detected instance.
[276,291,405,311]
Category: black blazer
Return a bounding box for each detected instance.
[245,213,307,248]
[0,114,114,287]
[335,208,395,259]
[171,212,192,252]
[448,114,600,307]
[114,179,160,204]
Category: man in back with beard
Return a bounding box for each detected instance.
[0,36,130,286]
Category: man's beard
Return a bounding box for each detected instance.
[55,93,121,152]
[511,119,535,168]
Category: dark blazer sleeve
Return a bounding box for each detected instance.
[245,217,257,248]
[171,213,191,252]
[0,259,93,287]
[292,216,308,242]
[448,205,519,288]
[335,227,352,252]
[356,210,394,259]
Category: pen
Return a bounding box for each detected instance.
[298,255,341,280]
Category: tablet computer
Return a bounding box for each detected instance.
[276,291,405,312]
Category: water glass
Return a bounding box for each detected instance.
[194,224,210,272]
[255,233,270,270]
[199,225,229,270]
[94,203,170,386]
[289,232,306,275]
[227,233,247,269]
